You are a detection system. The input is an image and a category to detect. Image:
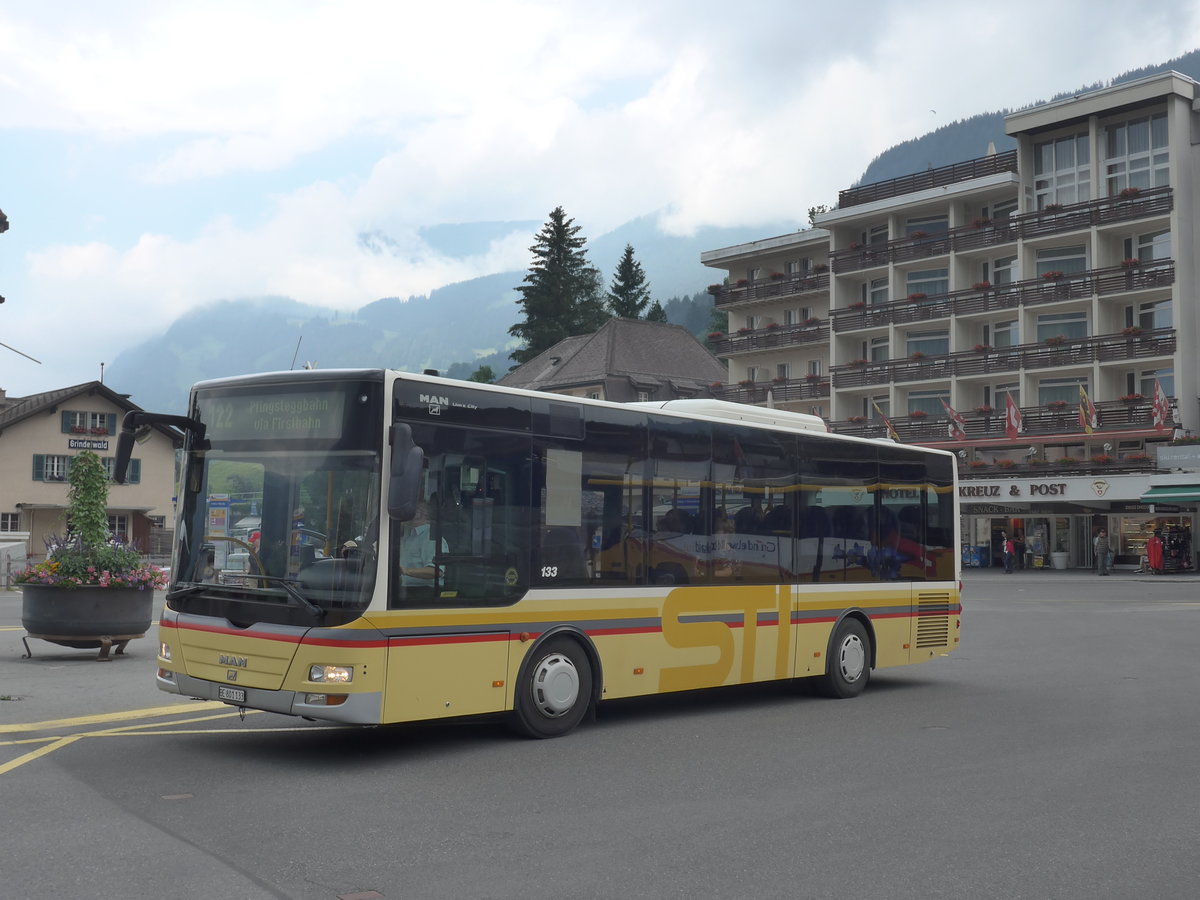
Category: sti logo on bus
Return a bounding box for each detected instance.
[420,393,449,416]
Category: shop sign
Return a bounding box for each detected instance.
[1157,445,1200,470]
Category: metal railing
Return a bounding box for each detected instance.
[837,151,1018,208]
[710,271,829,309]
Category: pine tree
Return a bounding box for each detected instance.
[606,244,652,318]
[644,300,667,322]
[509,207,606,366]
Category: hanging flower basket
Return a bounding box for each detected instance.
[908,410,928,419]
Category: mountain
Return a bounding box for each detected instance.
[104,216,791,413]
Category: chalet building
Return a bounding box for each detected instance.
[0,381,181,574]
[500,317,728,402]
[702,72,1200,571]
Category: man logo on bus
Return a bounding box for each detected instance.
[420,393,449,416]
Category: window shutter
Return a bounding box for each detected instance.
[129,459,141,484]
[106,413,117,435]
[33,454,45,481]
[61,412,71,433]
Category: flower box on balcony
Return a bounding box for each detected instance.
[1042,270,1064,280]
[1125,453,1151,462]
[847,301,866,310]
[707,284,723,294]
[771,376,788,383]
[971,217,992,228]
[968,460,988,469]
[709,382,724,389]
[804,373,821,382]
[707,332,724,340]
[1091,455,1114,465]
[1044,335,1067,347]
[847,416,867,424]
[770,272,785,280]
[973,344,991,353]
[766,322,780,330]
[974,405,994,415]
[1029,458,1048,466]
[910,351,926,360]
[848,242,862,250]
[736,279,749,286]
[849,359,868,367]
[737,380,754,387]
[813,263,829,273]
[1121,327,1143,336]
[907,292,927,302]
[802,317,819,326]
[909,230,929,239]
[1120,258,1140,268]
[908,410,928,419]
[1046,400,1068,410]
[737,327,753,334]
[1055,457,1075,465]
[972,281,992,291]
[1118,187,1142,199]
[1043,203,1064,213]
[996,459,1016,468]
[1120,393,1144,402]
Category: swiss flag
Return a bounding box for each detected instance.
[1005,392,1023,441]
[1153,379,1171,432]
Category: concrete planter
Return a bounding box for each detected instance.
[20,584,155,650]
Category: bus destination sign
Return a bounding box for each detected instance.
[200,391,346,441]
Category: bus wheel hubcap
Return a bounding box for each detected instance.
[838,635,866,683]
[531,653,579,717]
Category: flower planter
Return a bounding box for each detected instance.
[20,584,155,658]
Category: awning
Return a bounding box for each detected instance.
[1139,485,1200,503]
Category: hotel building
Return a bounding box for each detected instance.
[702,72,1200,571]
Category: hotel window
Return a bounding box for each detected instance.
[745,315,761,330]
[108,515,129,541]
[907,389,950,418]
[866,224,888,245]
[100,457,141,483]
[868,336,889,362]
[863,277,889,305]
[906,330,949,357]
[905,214,948,237]
[637,391,651,402]
[992,383,1020,408]
[786,259,808,275]
[62,411,116,435]
[1036,311,1088,342]
[746,366,765,382]
[33,455,71,482]
[1037,376,1088,406]
[1034,132,1091,207]
[868,396,891,418]
[807,360,822,377]
[1128,298,1172,332]
[990,199,1018,221]
[906,268,948,297]
[987,320,1018,348]
[746,267,762,282]
[1134,368,1173,398]
[1105,112,1168,194]
[988,255,1018,286]
[1123,230,1170,265]
[1,513,19,531]
[1036,245,1086,277]
[776,363,791,380]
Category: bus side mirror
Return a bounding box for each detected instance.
[388,423,424,521]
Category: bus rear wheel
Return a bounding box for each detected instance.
[510,637,593,739]
[819,618,871,699]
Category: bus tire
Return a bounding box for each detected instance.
[819,617,871,699]
[510,636,593,739]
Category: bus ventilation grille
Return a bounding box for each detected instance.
[915,594,952,648]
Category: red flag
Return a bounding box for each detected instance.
[1153,379,1171,432]
[872,399,900,442]
[1005,392,1022,440]
[940,398,967,441]
[1078,384,1098,434]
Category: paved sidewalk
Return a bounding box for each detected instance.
[963,566,1200,583]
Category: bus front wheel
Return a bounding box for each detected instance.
[820,617,871,699]
[510,637,593,739]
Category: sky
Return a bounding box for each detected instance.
[2,0,1199,397]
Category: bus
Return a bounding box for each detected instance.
[116,369,961,738]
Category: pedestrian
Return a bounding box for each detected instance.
[1094,527,1110,576]
[1002,530,1014,573]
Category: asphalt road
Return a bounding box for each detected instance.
[2,572,1198,900]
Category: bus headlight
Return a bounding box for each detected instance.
[309,664,353,684]
[159,642,172,661]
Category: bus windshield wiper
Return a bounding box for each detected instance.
[251,575,325,618]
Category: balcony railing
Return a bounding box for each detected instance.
[831,262,1175,332]
[832,328,1176,388]
[832,398,1174,445]
[710,271,829,308]
[837,151,1018,208]
[712,378,830,405]
[830,186,1174,274]
[710,321,830,356]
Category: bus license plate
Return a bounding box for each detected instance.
[218,686,246,703]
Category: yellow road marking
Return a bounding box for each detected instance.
[0,702,225,734]
[0,736,82,776]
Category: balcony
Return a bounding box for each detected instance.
[832,328,1176,388]
[712,378,830,405]
[830,186,1174,274]
[837,150,1018,208]
[709,271,829,309]
[710,321,830,356]
[832,397,1174,445]
[831,261,1175,332]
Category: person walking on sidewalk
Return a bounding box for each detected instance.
[1094,528,1111,576]
[1002,531,1015,574]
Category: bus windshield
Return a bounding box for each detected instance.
[171,376,384,626]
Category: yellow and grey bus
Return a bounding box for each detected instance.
[117,369,961,738]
